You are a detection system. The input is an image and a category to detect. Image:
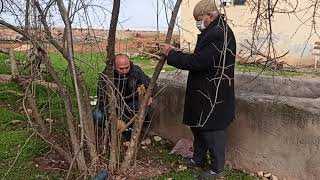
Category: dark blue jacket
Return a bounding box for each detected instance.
[96,62,151,112]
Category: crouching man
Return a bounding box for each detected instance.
[93,53,154,141]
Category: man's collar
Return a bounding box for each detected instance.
[200,14,223,34]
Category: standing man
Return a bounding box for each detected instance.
[160,0,236,179]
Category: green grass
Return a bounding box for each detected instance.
[157,149,181,164]
[0,108,63,179]
[236,62,303,77]
[0,53,10,74]
[0,51,177,179]
[34,85,68,122]
[140,139,182,164]
[131,55,176,75]
[0,83,21,106]
[154,166,257,180]
[0,54,64,179]
[154,170,196,180]
[126,37,137,42]
[0,108,26,126]
[49,52,106,95]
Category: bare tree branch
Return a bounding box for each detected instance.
[56,0,99,171]
[104,0,121,172]
[121,0,182,170]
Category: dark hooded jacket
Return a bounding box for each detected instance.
[96,62,151,114]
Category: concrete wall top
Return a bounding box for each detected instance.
[159,71,320,98]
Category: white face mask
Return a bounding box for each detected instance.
[196,20,206,31]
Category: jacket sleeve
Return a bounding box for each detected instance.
[136,66,150,88]
[167,32,224,71]
[135,66,158,96]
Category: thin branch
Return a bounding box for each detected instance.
[1,131,36,180]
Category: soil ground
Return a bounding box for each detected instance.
[0,27,179,55]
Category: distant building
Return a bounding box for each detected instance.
[180,0,318,66]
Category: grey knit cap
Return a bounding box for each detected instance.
[193,0,218,18]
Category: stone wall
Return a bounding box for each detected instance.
[149,72,320,180]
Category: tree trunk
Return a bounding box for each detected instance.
[121,0,182,170]
[13,75,73,164]
[0,17,81,169]
[56,0,98,169]
[24,82,49,136]
[25,0,30,32]
[104,0,121,172]
[10,51,18,76]
[45,55,87,172]
[37,3,100,172]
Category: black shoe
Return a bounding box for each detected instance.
[197,170,224,180]
[179,158,205,168]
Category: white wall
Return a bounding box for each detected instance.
[180,0,319,66]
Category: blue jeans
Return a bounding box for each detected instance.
[92,101,140,141]
[93,101,140,126]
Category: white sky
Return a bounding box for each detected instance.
[69,0,176,30]
[0,0,178,31]
[118,0,176,31]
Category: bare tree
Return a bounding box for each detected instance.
[104,0,120,172]
[121,0,182,170]
[0,0,183,176]
[239,0,319,69]
[56,0,99,172]
[25,0,30,32]
[0,0,98,175]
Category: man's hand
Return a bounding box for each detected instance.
[117,119,126,131]
[148,97,153,106]
[160,43,174,56]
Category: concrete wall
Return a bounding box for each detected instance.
[160,71,320,98]
[150,72,320,180]
[180,0,319,66]
[229,92,320,180]
[235,73,320,98]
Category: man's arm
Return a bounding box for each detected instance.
[167,40,224,71]
[135,65,151,88]
[134,65,157,105]
[162,28,225,71]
